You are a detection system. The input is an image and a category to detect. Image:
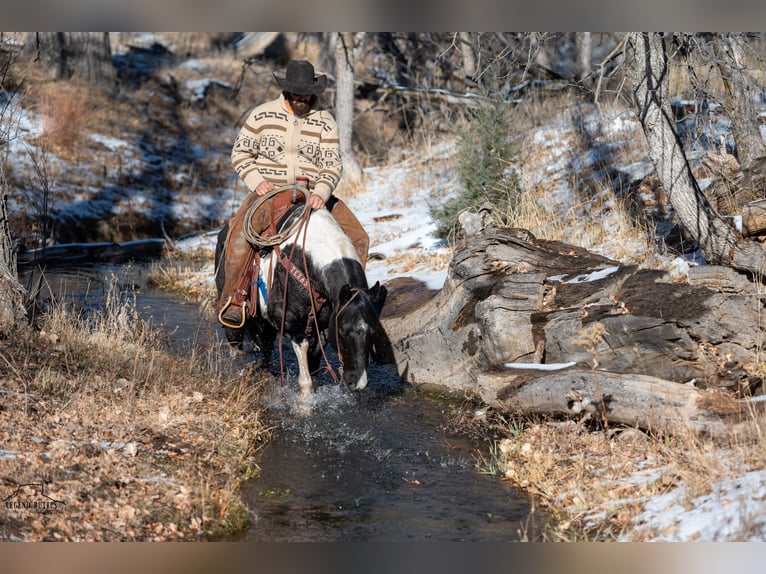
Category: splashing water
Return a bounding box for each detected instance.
[243,370,542,542]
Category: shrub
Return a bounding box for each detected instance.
[36,84,91,153]
[431,102,522,241]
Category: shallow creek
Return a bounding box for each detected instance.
[22,261,544,542]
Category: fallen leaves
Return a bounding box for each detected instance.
[0,331,271,541]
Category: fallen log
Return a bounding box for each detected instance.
[742,198,766,236]
[380,211,766,439]
[17,239,168,267]
[476,367,763,439]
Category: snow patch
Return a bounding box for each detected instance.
[504,361,576,371]
[548,266,620,284]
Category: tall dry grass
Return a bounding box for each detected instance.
[33,83,92,155]
[0,274,273,540]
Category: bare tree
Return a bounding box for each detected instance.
[712,33,766,170]
[334,32,363,185]
[27,32,115,88]
[0,46,28,335]
[575,32,593,85]
[457,32,477,81]
[0,167,26,335]
[628,32,766,274]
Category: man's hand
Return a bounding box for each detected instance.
[255,181,275,196]
[308,194,326,210]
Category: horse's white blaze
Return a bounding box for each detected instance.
[353,370,368,391]
[291,339,313,397]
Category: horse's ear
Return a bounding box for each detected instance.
[368,281,387,315]
[339,284,353,305]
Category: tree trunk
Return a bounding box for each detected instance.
[627,32,766,274]
[575,32,592,83]
[713,33,766,172]
[334,32,363,186]
[530,33,553,74]
[0,165,27,336]
[458,32,477,80]
[28,32,115,88]
[478,369,760,439]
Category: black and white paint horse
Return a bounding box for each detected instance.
[215,208,393,398]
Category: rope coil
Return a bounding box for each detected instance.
[242,184,310,247]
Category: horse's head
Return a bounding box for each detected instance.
[328,281,394,391]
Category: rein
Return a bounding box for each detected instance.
[277,251,325,308]
[273,205,340,385]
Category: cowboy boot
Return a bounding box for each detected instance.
[329,198,370,269]
[217,192,270,327]
[218,218,252,327]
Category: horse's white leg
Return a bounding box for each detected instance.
[291,339,314,398]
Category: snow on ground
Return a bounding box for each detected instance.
[343,140,457,290]
[624,469,766,541]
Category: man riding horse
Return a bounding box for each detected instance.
[218,60,369,328]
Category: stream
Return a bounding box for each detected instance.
[21,260,544,542]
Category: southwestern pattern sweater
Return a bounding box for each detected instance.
[231,93,342,203]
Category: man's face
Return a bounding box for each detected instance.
[286,92,312,115]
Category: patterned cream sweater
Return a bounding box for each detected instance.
[231,93,342,203]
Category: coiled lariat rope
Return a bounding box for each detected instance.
[242,183,310,247]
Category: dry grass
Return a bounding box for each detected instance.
[479,416,672,541]
[667,45,766,101]
[147,250,217,302]
[473,406,766,541]
[32,83,92,156]
[22,70,136,165]
[668,60,726,101]
[0,277,273,541]
[335,176,368,199]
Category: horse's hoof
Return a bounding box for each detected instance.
[295,396,314,416]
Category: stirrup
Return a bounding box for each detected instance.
[218,296,248,329]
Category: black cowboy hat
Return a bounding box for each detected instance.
[273,60,327,95]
